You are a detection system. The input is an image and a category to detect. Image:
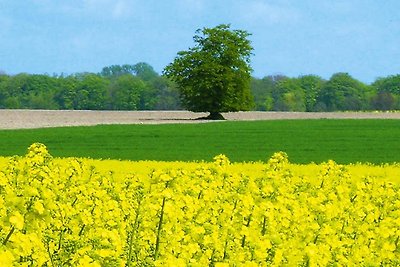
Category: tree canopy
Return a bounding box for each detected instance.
[164,24,254,119]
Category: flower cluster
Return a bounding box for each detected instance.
[0,143,399,266]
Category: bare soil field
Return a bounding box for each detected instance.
[1,110,400,129]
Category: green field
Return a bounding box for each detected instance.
[0,119,399,164]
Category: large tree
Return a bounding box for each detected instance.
[164,24,254,119]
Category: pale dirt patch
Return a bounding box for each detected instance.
[0,110,400,130]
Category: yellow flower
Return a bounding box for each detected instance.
[2,143,400,265]
[0,250,14,267]
[9,211,24,230]
[77,255,101,267]
[33,200,45,214]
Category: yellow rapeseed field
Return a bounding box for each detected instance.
[0,143,400,266]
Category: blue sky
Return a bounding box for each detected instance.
[0,0,399,83]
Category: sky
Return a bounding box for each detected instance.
[0,0,399,84]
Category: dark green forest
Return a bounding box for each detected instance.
[0,62,399,111]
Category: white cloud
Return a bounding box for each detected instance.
[240,0,302,25]
[179,0,204,9]
[176,0,205,15]
[82,0,134,19]
[29,0,135,20]
[30,0,52,7]
[112,1,128,18]
[317,1,355,15]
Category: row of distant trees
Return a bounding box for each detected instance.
[252,73,400,111]
[0,63,399,111]
[0,63,181,111]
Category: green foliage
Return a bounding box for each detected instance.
[0,74,58,109]
[100,62,158,81]
[250,75,324,112]
[371,91,397,111]
[107,75,146,110]
[0,63,181,111]
[152,77,181,110]
[164,24,254,117]
[0,61,399,111]
[0,120,399,164]
[131,62,159,81]
[273,77,306,111]
[371,75,400,110]
[373,74,400,94]
[317,73,371,111]
[250,72,398,112]
[100,64,136,77]
[0,74,10,108]
[53,76,78,109]
[251,76,276,111]
[297,75,324,111]
[75,73,109,110]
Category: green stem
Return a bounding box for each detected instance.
[46,242,55,267]
[313,234,319,244]
[209,249,216,266]
[78,224,85,236]
[71,197,78,207]
[154,197,166,260]
[241,236,246,248]
[261,216,267,236]
[223,200,238,260]
[127,230,134,267]
[223,239,229,260]
[58,228,66,251]
[242,214,252,247]
[3,226,15,245]
[127,203,141,266]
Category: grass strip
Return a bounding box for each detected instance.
[0,119,399,164]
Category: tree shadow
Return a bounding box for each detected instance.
[195,112,226,120]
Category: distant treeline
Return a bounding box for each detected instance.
[1,62,399,111]
[0,63,181,111]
